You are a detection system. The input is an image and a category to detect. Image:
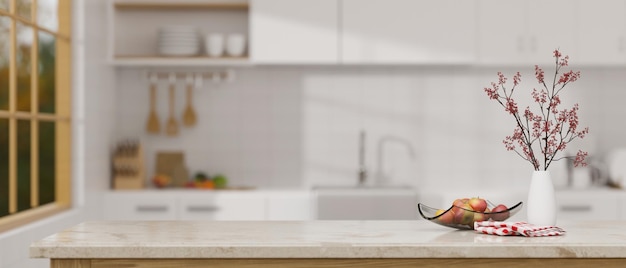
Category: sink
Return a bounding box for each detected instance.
[314,185,418,220]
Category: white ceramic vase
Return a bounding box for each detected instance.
[526,170,557,226]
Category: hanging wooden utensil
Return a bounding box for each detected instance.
[165,74,179,137]
[182,74,197,127]
[146,74,160,134]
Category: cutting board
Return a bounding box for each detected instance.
[155,151,188,187]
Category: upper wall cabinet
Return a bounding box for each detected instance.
[341,0,476,64]
[577,0,626,65]
[250,0,339,64]
[478,0,577,66]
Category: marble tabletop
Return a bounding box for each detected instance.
[30,220,626,259]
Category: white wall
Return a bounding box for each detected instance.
[114,65,622,191]
[0,0,115,267]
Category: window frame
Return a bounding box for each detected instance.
[0,0,72,233]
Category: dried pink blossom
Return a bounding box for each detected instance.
[535,65,544,84]
[550,95,561,113]
[505,98,518,114]
[484,49,588,171]
[532,88,547,104]
[560,55,569,67]
[574,150,588,167]
[498,72,507,85]
[558,70,581,84]
[513,72,521,86]
[484,82,499,100]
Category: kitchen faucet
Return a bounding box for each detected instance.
[358,130,367,186]
[375,136,416,185]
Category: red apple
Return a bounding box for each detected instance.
[452,198,466,208]
[453,204,474,225]
[152,174,171,188]
[184,181,196,188]
[468,197,487,212]
[435,209,455,224]
[490,204,510,221]
[451,204,464,218]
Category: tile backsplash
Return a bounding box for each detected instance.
[113,66,626,190]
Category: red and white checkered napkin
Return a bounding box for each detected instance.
[474,221,566,237]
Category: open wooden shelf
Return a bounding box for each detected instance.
[111,55,252,67]
[114,1,249,11]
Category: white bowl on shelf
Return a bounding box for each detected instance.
[225,33,246,57]
[205,33,225,57]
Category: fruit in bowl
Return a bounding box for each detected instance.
[418,197,523,230]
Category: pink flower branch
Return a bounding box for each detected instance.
[484,49,588,171]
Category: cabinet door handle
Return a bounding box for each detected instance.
[559,205,592,212]
[187,205,220,213]
[530,36,537,53]
[136,205,169,212]
[517,36,525,52]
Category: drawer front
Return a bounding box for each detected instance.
[103,195,178,221]
[556,197,619,221]
[267,194,313,220]
[179,195,266,221]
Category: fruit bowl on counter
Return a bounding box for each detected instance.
[418,197,523,230]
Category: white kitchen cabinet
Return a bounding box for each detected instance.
[102,190,313,221]
[477,0,577,65]
[555,189,621,221]
[103,192,178,221]
[527,0,577,65]
[250,0,339,64]
[577,0,626,65]
[266,192,314,220]
[179,193,267,220]
[341,0,476,64]
[477,0,527,65]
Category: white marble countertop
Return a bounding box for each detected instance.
[30,220,626,259]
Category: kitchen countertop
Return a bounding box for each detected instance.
[30,220,626,259]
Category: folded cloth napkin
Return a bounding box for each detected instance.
[474,221,566,237]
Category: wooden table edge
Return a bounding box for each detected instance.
[51,258,626,268]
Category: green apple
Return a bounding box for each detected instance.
[212,174,228,189]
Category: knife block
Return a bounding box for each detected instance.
[112,141,145,189]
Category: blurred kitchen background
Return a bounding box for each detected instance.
[3,0,626,267]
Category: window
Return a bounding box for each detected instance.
[0,0,71,232]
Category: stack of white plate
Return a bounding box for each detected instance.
[158,25,199,56]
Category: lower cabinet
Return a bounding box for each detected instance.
[179,193,267,221]
[555,190,621,221]
[102,190,312,221]
[266,192,314,220]
[103,193,178,221]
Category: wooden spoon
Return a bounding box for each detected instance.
[165,75,179,137]
[145,76,160,134]
[182,75,197,127]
